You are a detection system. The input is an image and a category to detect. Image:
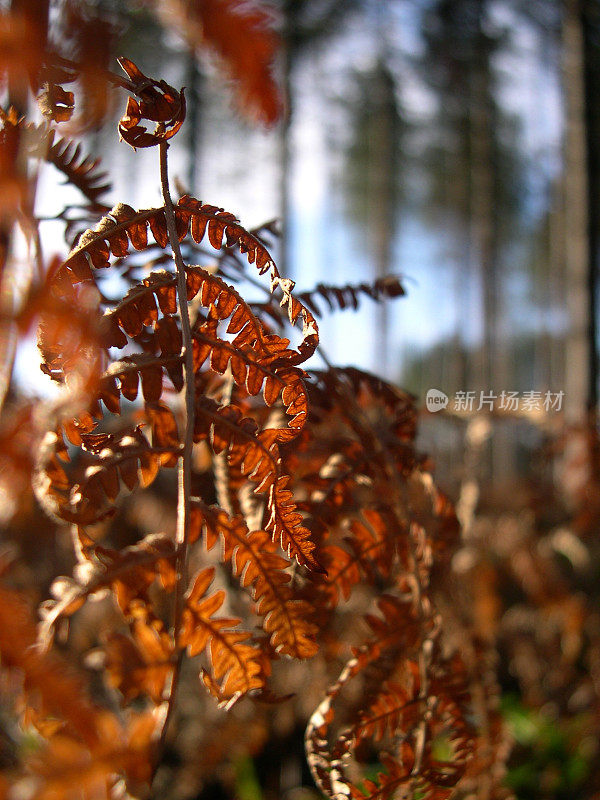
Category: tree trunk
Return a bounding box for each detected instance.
[278,39,294,279]
[559,0,592,508]
[582,0,600,415]
[562,0,591,424]
[366,65,397,377]
[185,52,202,196]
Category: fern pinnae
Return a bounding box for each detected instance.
[296,275,406,317]
[179,566,265,702]
[57,200,319,364]
[194,502,318,658]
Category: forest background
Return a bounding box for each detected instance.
[1,1,600,799]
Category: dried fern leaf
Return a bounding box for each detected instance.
[104,619,174,705]
[179,566,266,704]
[0,584,101,747]
[194,397,321,571]
[296,275,405,317]
[39,532,177,645]
[306,597,476,800]
[193,502,319,658]
[34,424,178,524]
[12,119,110,208]
[148,0,281,125]
[57,199,318,364]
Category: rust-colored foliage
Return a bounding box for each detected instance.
[117,57,187,148]
[180,565,266,702]
[194,502,319,658]
[0,7,519,798]
[148,0,281,125]
[0,581,157,798]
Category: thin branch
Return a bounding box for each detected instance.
[152,140,196,779]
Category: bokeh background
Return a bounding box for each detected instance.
[21,0,599,496]
[3,1,600,798]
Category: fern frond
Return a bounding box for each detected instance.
[34,424,178,524]
[18,710,157,799]
[315,508,400,608]
[41,130,111,208]
[37,282,106,388]
[193,398,321,571]
[57,199,318,364]
[306,585,480,800]
[193,503,319,658]
[0,585,101,747]
[102,268,287,399]
[104,620,174,705]
[352,681,416,744]
[38,532,177,647]
[148,0,281,125]
[179,566,265,703]
[25,123,111,209]
[101,353,184,405]
[297,275,405,317]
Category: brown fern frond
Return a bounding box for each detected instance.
[192,502,319,658]
[38,532,177,645]
[60,200,264,274]
[105,270,179,335]
[306,595,425,796]
[194,397,321,571]
[306,610,476,800]
[110,268,310,415]
[352,681,416,744]
[104,619,174,705]
[308,367,418,462]
[34,424,178,524]
[179,566,266,704]
[316,544,362,606]
[33,126,111,209]
[0,584,101,747]
[58,199,318,364]
[21,710,157,800]
[409,473,461,567]
[148,0,281,126]
[296,275,405,317]
[346,508,400,580]
[0,114,112,209]
[315,508,401,608]
[117,57,186,149]
[37,281,106,390]
[145,401,181,468]
[101,353,184,405]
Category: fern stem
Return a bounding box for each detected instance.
[155,140,196,774]
[159,140,195,582]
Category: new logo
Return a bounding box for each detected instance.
[426,389,449,412]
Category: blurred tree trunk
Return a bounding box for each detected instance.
[562,0,591,423]
[343,60,404,376]
[420,0,520,478]
[582,0,600,415]
[367,65,398,375]
[277,0,360,278]
[558,0,595,508]
[186,52,203,196]
[468,7,514,479]
[468,15,500,394]
[445,130,472,397]
[278,30,294,278]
